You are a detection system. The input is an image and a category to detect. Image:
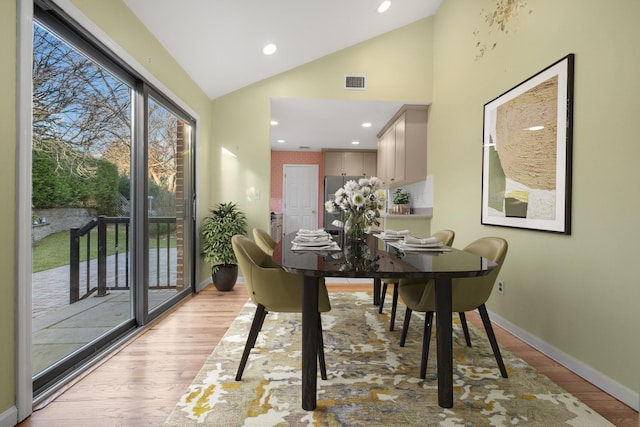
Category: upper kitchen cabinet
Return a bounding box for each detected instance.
[323,150,377,177]
[376,104,429,188]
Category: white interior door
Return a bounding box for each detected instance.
[283,164,318,234]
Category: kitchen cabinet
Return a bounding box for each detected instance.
[377,127,393,184]
[376,104,428,188]
[363,152,377,177]
[323,150,377,177]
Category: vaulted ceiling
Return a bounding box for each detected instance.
[123,0,441,150]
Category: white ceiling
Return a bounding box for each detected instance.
[123,0,441,151]
[270,98,408,151]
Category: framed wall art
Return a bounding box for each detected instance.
[481,54,574,234]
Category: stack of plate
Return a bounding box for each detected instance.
[292,229,340,251]
[374,229,411,240]
[390,236,451,252]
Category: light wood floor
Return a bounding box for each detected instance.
[18,283,638,427]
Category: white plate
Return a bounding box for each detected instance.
[400,247,451,252]
[296,232,330,238]
[388,241,450,252]
[292,242,341,251]
[292,239,333,247]
[294,235,331,241]
[399,242,443,248]
[374,233,403,240]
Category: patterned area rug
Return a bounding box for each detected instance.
[164,292,612,426]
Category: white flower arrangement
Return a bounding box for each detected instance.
[325,177,385,236]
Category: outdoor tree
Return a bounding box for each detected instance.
[32,23,181,211]
[148,102,179,193]
[32,23,130,179]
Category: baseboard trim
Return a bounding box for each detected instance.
[489,309,639,411]
[196,277,210,292]
[197,276,245,292]
[0,406,17,427]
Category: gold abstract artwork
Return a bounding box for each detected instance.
[473,0,533,60]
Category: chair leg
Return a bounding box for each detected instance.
[236,304,267,381]
[318,314,328,380]
[459,312,472,347]
[378,282,388,314]
[478,304,508,378]
[389,283,399,331]
[419,311,434,379]
[400,307,412,347]
[251,308,268,349]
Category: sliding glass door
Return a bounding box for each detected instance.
[145,95,195,315]
[31,4,196,398]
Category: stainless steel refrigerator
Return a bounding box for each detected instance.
[323,175,362,234]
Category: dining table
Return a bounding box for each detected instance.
[272,231,497,411]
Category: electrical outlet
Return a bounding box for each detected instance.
[497,280,505,295]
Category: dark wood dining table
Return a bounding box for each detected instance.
[272,232,497,410]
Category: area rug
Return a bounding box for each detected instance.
[164,292,612,426]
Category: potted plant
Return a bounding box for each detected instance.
[201,202,248,291]
[392,188,410,214]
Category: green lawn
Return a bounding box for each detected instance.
[32,227,176,273]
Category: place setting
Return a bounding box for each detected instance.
[372,228,411,240]
[387,234,452,253]
[291,228,341,252]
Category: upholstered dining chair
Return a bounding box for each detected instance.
[378,229,455,331]
[397,236,508,379]
[252,227,277,255]
[231,235,332,381]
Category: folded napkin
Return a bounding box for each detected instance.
[383,229,410,235]
[293,235,332,243]
[403,236,442,246]
[298,228,325,235]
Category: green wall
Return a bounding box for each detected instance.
[429,0,639,401]
[0,0,17,416]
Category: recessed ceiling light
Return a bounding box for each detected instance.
[362,122,372,128]
[263,43,277,55]
[351,141,360,145]
[277,139,285,143]
[270,120,278,125]
[525,125,545,131]
[377,1,391,13]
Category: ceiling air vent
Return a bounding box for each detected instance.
[344,75,366,90]
[298,146,311,150]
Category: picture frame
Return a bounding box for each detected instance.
[481,54,574,234]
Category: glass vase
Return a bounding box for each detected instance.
[345,213,367,242]
[343,239,379,272]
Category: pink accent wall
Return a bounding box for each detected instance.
[270,151,324,228]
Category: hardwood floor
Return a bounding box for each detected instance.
[18,283,638,427]
[461,312,638,427]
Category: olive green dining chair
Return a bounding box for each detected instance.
[397,236,508,379]
[252,227,277,255]
[231,235,332,381]
[378,229,455,331]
